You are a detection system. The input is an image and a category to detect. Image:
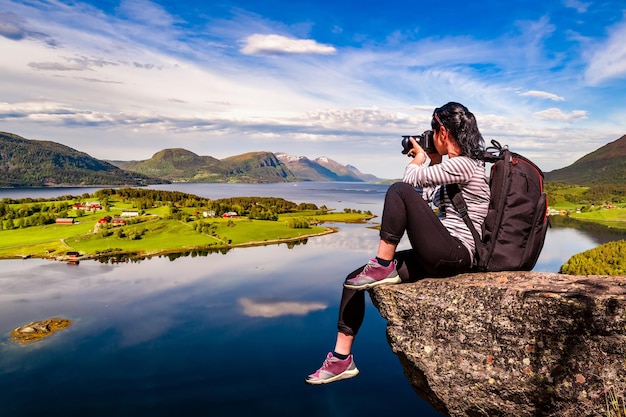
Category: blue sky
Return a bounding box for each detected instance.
[1,0,625,179]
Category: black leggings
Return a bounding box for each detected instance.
[337,182,471,336]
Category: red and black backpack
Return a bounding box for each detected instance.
[448,140,549,272]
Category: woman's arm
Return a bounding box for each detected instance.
[403,156,477,188]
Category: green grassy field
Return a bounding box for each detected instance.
[0,205,372,260]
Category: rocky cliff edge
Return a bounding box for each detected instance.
[369,272,626,417]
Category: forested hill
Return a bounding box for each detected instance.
[0,132,163,187]
[110,149,298,183]
[545,134,626,185]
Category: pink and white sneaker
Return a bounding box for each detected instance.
[343,259,400,290]
[305,352,359,385]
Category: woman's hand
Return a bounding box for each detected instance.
[408,137,442,165]
[407,137,427,165]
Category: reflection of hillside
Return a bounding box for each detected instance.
[549,215,626,245]
[93,239,314,264]
[95,247,233,264]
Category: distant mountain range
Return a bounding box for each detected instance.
[109,149,298,183]
[109,149,377,183]
[3,130,625,188]
[544,134,626,185]
[0,132,379,187]
[275,153,378,182]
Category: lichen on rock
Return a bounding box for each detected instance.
[369,272,626,417]
[11,318,72,345]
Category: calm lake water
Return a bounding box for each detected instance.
[1,182,624,416]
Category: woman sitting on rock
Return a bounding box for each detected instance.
[306,101,490,384]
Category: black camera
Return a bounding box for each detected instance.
[401,130,437,155]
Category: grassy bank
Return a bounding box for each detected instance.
[550,206,626,231]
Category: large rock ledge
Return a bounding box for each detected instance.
[370,272,626,417]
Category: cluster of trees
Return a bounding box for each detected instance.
[285,218,310,229]
[190,221,232,244]
[1,193,87,204]
[97,223,145,240]
[0,199,70,230]
[206,197,319,220]
[545,182,626,206]
[560,240,626,276]
[343,208,372,215]
[95,188,209,211]
[582,183,626,203]
[192,221,219,235]
[95,189,320,220]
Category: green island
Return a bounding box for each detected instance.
[0,188,374,262]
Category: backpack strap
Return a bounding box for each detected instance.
[446,183,482,263]
[481,140,506,163]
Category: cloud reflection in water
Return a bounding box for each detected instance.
[239,297,327,318]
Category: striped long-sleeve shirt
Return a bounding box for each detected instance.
[403,156,490,260]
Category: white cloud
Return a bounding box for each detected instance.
[519,90,565,101]
[116,0,178,27]
[584,20,626,85]
[304,107,411,129]
[562,0,591,13]
[533,108,587,122]
[240,34,337,55]
[0,100,411,143]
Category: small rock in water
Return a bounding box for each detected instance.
[11,318,72,345]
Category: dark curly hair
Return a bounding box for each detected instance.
[431,102,484,160]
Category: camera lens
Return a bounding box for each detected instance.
[401,136,413,154]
